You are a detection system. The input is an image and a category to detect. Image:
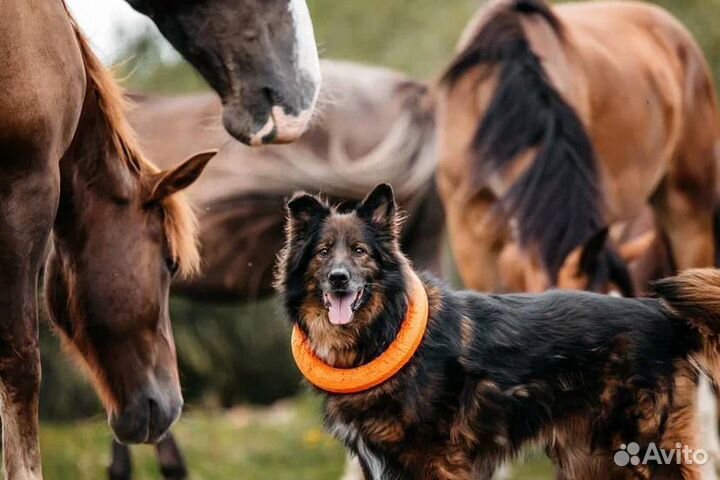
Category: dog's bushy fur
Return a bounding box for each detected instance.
[276,184,720,480]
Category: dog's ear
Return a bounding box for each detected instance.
[286,192,329,236]
[357,184,397,233]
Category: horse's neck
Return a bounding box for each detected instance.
[54,90,135,240]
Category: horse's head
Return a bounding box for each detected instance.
[499,229,637,297]
[126,0,321,146]
[45,151,213,444]
[556,229,636,297]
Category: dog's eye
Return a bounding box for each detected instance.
[353,247,367,257]
[318,248,330,258]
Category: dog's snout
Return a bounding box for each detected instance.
[328,268,350,288]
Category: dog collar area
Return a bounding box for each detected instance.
[291,270,429,394]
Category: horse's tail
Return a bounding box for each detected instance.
[442,0,603,282]
[654,269,720,379]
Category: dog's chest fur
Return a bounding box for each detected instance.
[322,347,477,479]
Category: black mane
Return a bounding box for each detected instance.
[442,0,607,283]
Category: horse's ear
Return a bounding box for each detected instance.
[357,183,397,230]
[619,231,656,263]
[286,192,329,236]
[607,249,636,298]
[557,227,610,291]
[578,227,610,276]
[150,150,216,202]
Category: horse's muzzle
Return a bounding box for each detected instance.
[109,386,183,445]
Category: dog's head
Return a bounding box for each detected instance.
[275,184,408,362]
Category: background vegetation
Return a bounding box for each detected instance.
[39,0,720,477]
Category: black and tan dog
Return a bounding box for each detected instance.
[275,183,720,480]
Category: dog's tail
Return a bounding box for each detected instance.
[654,269,720,376]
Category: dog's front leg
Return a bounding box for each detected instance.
[471,457,498,480]
[354,439,408,480]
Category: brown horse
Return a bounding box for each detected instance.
[124,0,321,145]
[0,4,210,479]
[436,0,719,295]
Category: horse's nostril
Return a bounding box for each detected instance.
[261,87,276,106]
[148,397,158,416]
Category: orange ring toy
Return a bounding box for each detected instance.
[291,270,429,394]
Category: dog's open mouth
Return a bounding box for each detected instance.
[324,289,364,325]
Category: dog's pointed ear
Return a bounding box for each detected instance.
[286,192,329,236]
[357,183,397,231]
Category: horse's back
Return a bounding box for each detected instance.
[544,1,716,219]
[0,0,85,164]
[558,1,705,74]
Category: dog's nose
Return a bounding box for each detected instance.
[328,269,350,289]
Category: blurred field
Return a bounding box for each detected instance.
[41,393,554,479]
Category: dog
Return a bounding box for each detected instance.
[275,183,720,480]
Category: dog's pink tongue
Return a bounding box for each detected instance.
[328,293,354,325]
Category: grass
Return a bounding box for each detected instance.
[40,394,554,479]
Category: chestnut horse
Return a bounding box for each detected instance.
[124,0,321,145]
[0,4,211,479]
[436,0,719,295]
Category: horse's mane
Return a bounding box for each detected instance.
[439,0,606,283]
[64,6,200,277]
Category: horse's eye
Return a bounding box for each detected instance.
[166,257,180,276]
[318,248,330,258]
[353,247,367,256]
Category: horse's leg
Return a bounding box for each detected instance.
[108,440,132,480]
[652,88,717,273]
[155,433,188,480]
[444,189,506,292]
[0,162,59,480]
[652,176,715,272]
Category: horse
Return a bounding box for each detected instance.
[0,3,211,479]
[435,0,719,296]
[124,0,321,145]
[107,60,442,479]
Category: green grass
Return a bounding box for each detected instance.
[40,394,554,479]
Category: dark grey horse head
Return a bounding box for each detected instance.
[127,0,321,146]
